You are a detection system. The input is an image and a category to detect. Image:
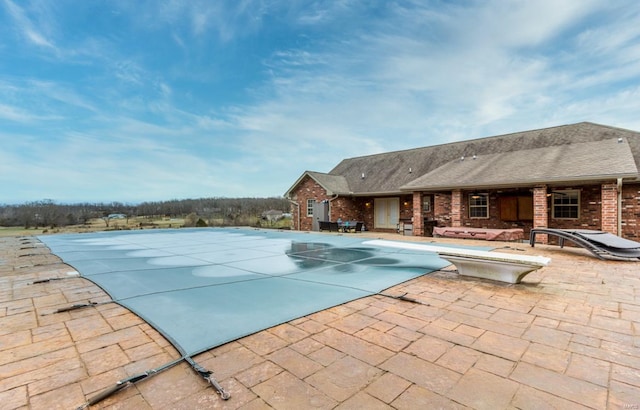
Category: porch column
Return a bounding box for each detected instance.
[533,185,548,244]
[451,190,462,227]
[412,192,423,236]
[601,182,618,235]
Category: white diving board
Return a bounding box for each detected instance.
[363,240,551,284]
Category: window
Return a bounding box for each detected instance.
[553,190,579,219]
[422,195,431,213]
[306,199,314,217]
[469,193,489,218]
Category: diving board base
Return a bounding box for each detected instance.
[438,253,543,284]
[363,239,550,284]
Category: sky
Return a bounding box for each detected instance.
[1,0,640,205]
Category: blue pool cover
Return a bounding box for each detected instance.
[38,228,477,357]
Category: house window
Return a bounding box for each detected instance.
[469,193,489,218]
[553,190,579,219]
[422,195,431,213]
[306,199,314,217]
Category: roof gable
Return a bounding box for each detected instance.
[284,171,350,197]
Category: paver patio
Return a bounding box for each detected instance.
[1,232,639,409]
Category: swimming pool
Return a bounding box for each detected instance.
[39,228,459,356]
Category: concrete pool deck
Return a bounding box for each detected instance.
[1,231,639,409]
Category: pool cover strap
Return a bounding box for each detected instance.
[186,356,231,400]
[76,356,229,409]
[55,301,98,313]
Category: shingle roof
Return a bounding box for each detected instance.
[401,138,639,191]
[287,122,640,196]
[322,122,640,195]
[284,171,350,197]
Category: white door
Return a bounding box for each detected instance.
[374,198,400,229]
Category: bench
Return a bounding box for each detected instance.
[363,240,550,284]
[318,221,339,232]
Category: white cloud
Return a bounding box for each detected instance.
[2,0,57,50]
[2,0,640,204]
[0,103,37,122]
[231,0,640,147]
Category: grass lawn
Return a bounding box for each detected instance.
[0,216,291,237]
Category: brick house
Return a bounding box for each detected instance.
[284,122,640,241]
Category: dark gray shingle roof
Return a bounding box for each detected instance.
[401,138,638,190]
[284,171,350,197]
[326,122,640,195]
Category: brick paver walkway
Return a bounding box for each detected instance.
[1,232,639,409]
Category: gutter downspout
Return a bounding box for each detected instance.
[288,199,300,231]
[617,178,623,236]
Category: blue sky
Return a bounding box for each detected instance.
[1,1,639,204]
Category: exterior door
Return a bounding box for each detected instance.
[311,200,329,231]
[374,198,399,229]
[499,195,533,221]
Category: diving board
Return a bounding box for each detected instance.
[364,240,550,284]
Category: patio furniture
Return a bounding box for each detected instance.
[339,221,363,233]
[530,228,640,260]
[319,221,340,232]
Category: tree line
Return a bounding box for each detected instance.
[0,197,291,228]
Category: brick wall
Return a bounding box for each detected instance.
[601,183,618,234]
[330,197,364,223]
[412,192,423,236]
[458,192,533,230]
[289,176,373,231]
[431,184,639,241]
[360,200,374,232]
[289,176,331,231]
[433,193,451,226]
[533,185,548,244]
[289,179,640,240]
[547,186,601,231]
[622,183,640,240]
[399,196,414,221]
[450,190,462,227]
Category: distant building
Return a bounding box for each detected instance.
[261,210,284,222]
